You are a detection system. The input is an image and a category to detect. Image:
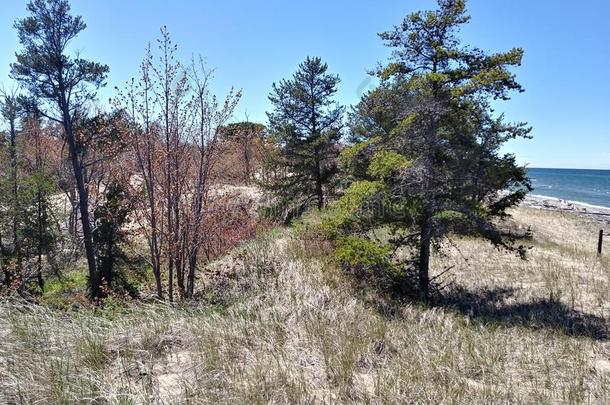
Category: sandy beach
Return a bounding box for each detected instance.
[522,194,610,224]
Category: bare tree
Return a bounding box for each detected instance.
[217,118,266,185]
[116,46,164,299]
[114,28,240,301]
[184,56,240,298]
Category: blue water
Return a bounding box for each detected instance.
[527,168,610,208]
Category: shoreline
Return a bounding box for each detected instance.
[521,194,610,224]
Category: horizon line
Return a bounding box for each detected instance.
[528,166,610,171]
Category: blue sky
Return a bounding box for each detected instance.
[0,0,609,169]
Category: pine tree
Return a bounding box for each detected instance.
[93,181,134,296]
[265,57,344,220]
[17,170,59,293]
[331,0,532,299]
[0,91,22,287]
[12,0,109,298]
[0,111,59,294]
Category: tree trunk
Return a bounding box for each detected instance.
[67,190,79,237]
[176,243,185,298]
[63,114,99,298]
[166,180,174,303]
[314,151,324,209]
[418,212,432,300]
[141,70,163,300]
[36,190,44,293]
[37,253,44,293]
[174,188,184,298]
[315,174,324,209]
[149,220,163,299]
[9,118,18,251]
[187,251,197,298]
[164,128,174,303]
[168,243,174,303]
[144,169,163,299]
[143,141,163,299]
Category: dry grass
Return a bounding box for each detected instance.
[1,207,610,404]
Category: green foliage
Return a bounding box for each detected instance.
[339,137,379,177]
[335,0,533,296]
[319,180,385,237]
[367,150,412,179]
[432,210,466,222]
[40,269,90,309]
[93,181,137,297]
[220,122,266,141]
[391,113,418,137]
[12,0,109,299]
[19,172,60,252]
[334,236,395,275]
[43,271,88,296]
[0,164,59,293]
[264,56,344,219]
[12,0,109,104]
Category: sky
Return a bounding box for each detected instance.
[0,0,609,169]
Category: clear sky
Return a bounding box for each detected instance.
[0,0,608,169]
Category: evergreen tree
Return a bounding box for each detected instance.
[93,181,135,297]
[11,0,109,298]
[0,90,24,275]
[330,0,532,299]
[0,139,59,294]
[265,57,344,219]
[17,171,59,293]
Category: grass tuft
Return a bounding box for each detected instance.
[0,207,609,403]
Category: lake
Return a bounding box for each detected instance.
[528,168,610,208]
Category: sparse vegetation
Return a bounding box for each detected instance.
[2,207,610,403]
[0,0,608,403]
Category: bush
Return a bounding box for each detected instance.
[334,236,393,273]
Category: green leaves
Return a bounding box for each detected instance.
[0,169,59,265]
[319,180,385,237]
[334,236,393,272]
[379,63,403,81]
[367,151,412,179]
[339,136,379,177]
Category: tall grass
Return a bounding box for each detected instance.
[1,208,609,403]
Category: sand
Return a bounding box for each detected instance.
[522,194,610,224]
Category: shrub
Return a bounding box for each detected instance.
[334,236,393,274]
